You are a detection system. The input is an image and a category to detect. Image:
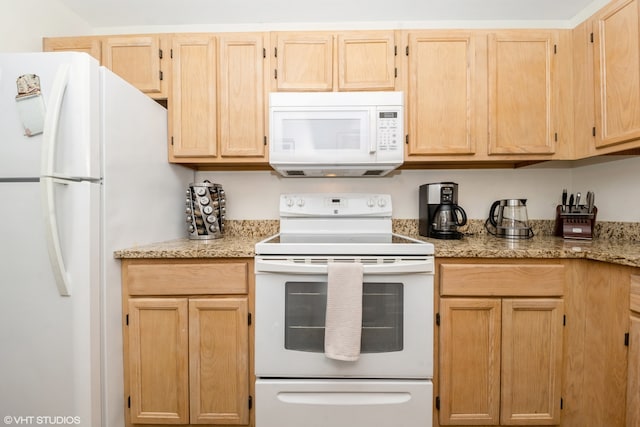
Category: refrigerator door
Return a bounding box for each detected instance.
[0,179,101,426]
[0,52,100,180]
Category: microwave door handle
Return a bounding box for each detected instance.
[370,111,377,154]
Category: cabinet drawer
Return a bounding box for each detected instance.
[440,263,564,296]
[631,275,640,313]
[124,261,249,295]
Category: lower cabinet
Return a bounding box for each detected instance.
[628,275,640,427]
[121,259,253,427]
[437,261,565,426]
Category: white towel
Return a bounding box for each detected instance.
[324,262,364,361]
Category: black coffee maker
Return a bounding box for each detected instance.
[419,182,467,239]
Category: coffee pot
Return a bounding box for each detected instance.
[486,199,533,239]
[419,182,467,239]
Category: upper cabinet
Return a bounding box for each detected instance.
[402,29,571,163]
[402,31,483,158]
[271,31,397,91]
[103,35,169,99]
[593,0,640,150]
[43,36,102,62]
[487,30,559,156]
[169,32,268,165]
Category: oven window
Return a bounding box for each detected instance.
[284,281,404,353]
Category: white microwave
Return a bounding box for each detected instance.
[269,91,404,177]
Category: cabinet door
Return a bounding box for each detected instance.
[127,298,189,424]
[593,0,640,148]
[488,31,557,155]
[405,31,480,157]
[337,31,396,90]
[218,33,267,158]
[273,32,334,91]
[439,298,501,425]
[501,299,563,425]
[42,37,102,62]
[103,35,167,98]
[169,35,218,159]
[628,314,640,427]
[189,298,249,425]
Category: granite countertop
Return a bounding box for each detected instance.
[114,220,640,268]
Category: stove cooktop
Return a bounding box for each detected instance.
[255,233,434,256]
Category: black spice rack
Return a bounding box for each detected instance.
[554,205,597,240]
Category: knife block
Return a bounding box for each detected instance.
[554,205,597,240]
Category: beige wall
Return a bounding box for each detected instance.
[0,0,91,52]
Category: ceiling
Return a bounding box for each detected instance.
[57,0,600,28]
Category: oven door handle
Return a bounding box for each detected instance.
[255,258,433,274]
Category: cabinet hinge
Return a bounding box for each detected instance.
[435,396,440,410]
[159,48,163,59]
[592,127,596,137]
[249,395,253,410]
[274,47,278,58]
[126,314,129,326]
[435,312,440,326]
[263,48,266,58]
[159,70,163,81]
[128,396,131,408]
[590,32,594,43]
[625,332,630,346]
[405,45,409,56]
[560,397,563,410]
[248,312,252,325]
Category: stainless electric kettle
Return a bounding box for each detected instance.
[486,199,533,239]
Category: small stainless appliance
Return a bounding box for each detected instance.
[486,198,534,239]
[419,182,467,239]
[185,181,225,239]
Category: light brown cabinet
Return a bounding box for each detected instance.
[271,30,397,91]
[437,262,565,426]
[169,32,268,165]
[487,30,560,157]
[42,36,102,62]
[103,35,169,99]
[593,0,640,151]
[43,34,169,99]
[402,29,570,164]
[121,259,253,427]
[627,275,640,427]
[402,31,484,159]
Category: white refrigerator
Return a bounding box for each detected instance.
[0,52,193,427]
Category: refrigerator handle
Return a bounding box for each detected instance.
[42,177,72,296]
[41,63,70,177]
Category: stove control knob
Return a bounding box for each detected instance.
[206,215,217,224]
[367,198,375,207]
[378,198,387,207]
[296,198,305,207]
[200,197,210,205]
[286,197,294,207]
[203,205,213,215]
[195,187,207,196]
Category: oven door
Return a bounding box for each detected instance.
[254,256,434,379]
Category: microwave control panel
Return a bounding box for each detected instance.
[377,110,401,151]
